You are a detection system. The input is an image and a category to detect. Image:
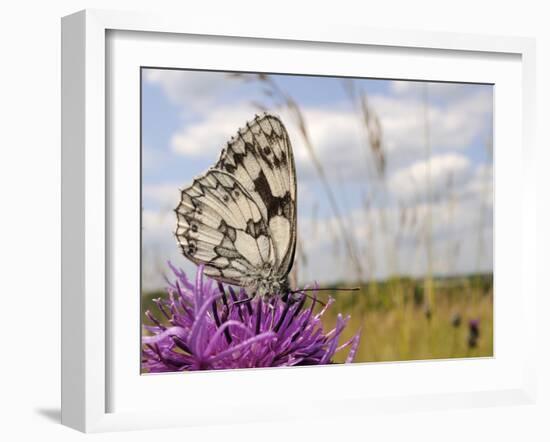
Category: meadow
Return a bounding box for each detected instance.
[324,274,493,362]
[141,273,492,364]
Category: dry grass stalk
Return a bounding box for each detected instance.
[240,74,365,282]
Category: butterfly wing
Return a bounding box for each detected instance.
[176,169,275,286]
[215,113,297,280]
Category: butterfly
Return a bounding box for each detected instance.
[175,112,297,297]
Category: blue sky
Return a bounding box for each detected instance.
[141,68,493,291]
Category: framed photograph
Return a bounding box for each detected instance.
[61,9,537,432]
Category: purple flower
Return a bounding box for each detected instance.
[468,318,480,348]
[142,264,361,372]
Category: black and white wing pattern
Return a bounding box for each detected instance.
[175,113,297,295]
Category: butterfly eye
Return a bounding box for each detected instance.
[222,194,230,203]
[233,190,240,198]
[191,224,198,233]
[263,146,271,155]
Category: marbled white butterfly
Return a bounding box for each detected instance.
[175,113,297,297]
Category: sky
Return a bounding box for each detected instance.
[141,68,493,291]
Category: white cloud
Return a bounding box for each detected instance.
[142,208,174,241]
[142,143,185,178]
[170,104,258,156]
[142,208,193,291]
[388,153,471,201]
[167,103,365,184]
[144,69,241,112]
[464,163,493,207]
[369,88,492,155]
[168,103,370,182]
[167,91,491,179]
[284,107,366,179]
[390,80,490,102]
[143,183,181,209]
[295,186,493,283]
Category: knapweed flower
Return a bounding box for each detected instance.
[142,264,361,372]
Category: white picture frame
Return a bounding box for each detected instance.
[61,9,537,433]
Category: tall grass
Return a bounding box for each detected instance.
[422,84,435,318]
[322,277,493,362]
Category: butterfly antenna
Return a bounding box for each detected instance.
[290,287,360,294]
[230,292,328,307]
[286,287,360,306]
[292,291,326,306]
